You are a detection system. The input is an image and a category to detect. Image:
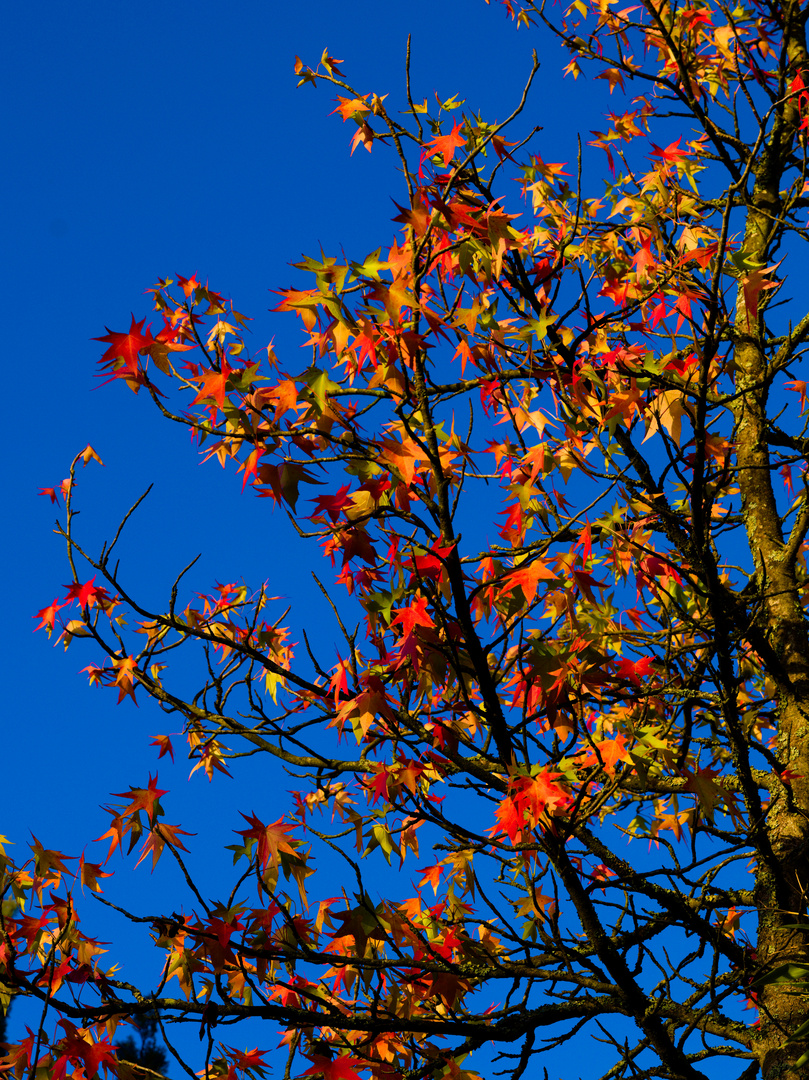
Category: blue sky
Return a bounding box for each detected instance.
[5,1,598,841]
[3,0,656,1073]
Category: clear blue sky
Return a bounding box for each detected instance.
[3,0,608,1070]
[5,1,597,834]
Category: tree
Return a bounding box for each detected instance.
[114,1016,168,1079]
[6,0,809,1077]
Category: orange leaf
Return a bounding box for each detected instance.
[425,121,467,168]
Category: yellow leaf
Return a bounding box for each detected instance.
[642,390,687,446]
[80,444,104,467]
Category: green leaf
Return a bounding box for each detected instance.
[304,366,341,414]
[751,962,809,988]
[350,248,388,281]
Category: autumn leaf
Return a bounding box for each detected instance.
[651,138,692,165]
[579,734,632,777]
[615,656,657,685]
[134,821,193,871]
[222,1046,270,1077]
[738,259,782,326]
[176,273,201,297]
[112,654,139,704]
[33,598,63,635]
[319,49,344,75]
[351,122,375,154]
[79,445,104,468]
[333,95,371,122]
[786,379,808,413]
[425,121,467,168]
[504,557,557,605]
[110,775,168,825]
[150,734,175,762]
[303,1056,363,1080]
[79,853,113,893]
[95,315,155,391]
[191,356,234,410]
[29,835,73,879]
[54,1022,118,1080]
[311,485,353,523]
[642,389,688,446]
[63,577,110,610]
[715,906,743,939]
[235,813,299,871]
[390,595,435,638]
[491,771,573,844]
[681,763,725,822]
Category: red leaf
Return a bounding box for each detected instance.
[134,820,193,871]
[63,576,110,610]
[311,485,353,523]
[615,656,656,685]
[651,137,692,164]
[94,315,154,391]
[391,596,435,638]
[304,1056,364,1080]
[109,774,168,825]
[150,734,175,762]
[235,813,298,871]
